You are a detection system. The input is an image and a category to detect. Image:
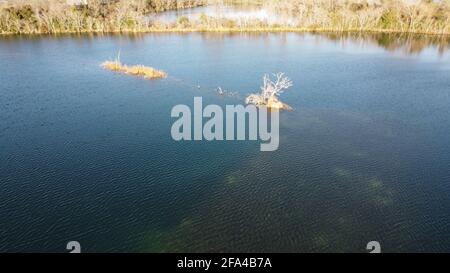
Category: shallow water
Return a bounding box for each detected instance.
[0,32,450,252]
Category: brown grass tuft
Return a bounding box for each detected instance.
[102,60,167,79]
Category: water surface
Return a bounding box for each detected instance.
[1,32,450,252]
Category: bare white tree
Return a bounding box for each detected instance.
[246,73,293,110]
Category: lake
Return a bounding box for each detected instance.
[0,32,450,252]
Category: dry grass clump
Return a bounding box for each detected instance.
[247,96,291,110]
[123,64,167,79]
[102,60,167,79]
[101,60,123,71]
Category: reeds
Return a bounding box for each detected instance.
[102,60,167,79]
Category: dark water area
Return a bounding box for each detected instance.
[0,32,450,252]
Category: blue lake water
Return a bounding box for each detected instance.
[0,33,450,252]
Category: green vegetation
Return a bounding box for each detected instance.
[1,0,449,35]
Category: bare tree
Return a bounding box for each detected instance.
[246,73,293,110]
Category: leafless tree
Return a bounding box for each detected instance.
[246,73,293,110]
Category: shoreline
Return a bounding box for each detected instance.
[1,28,450,37]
